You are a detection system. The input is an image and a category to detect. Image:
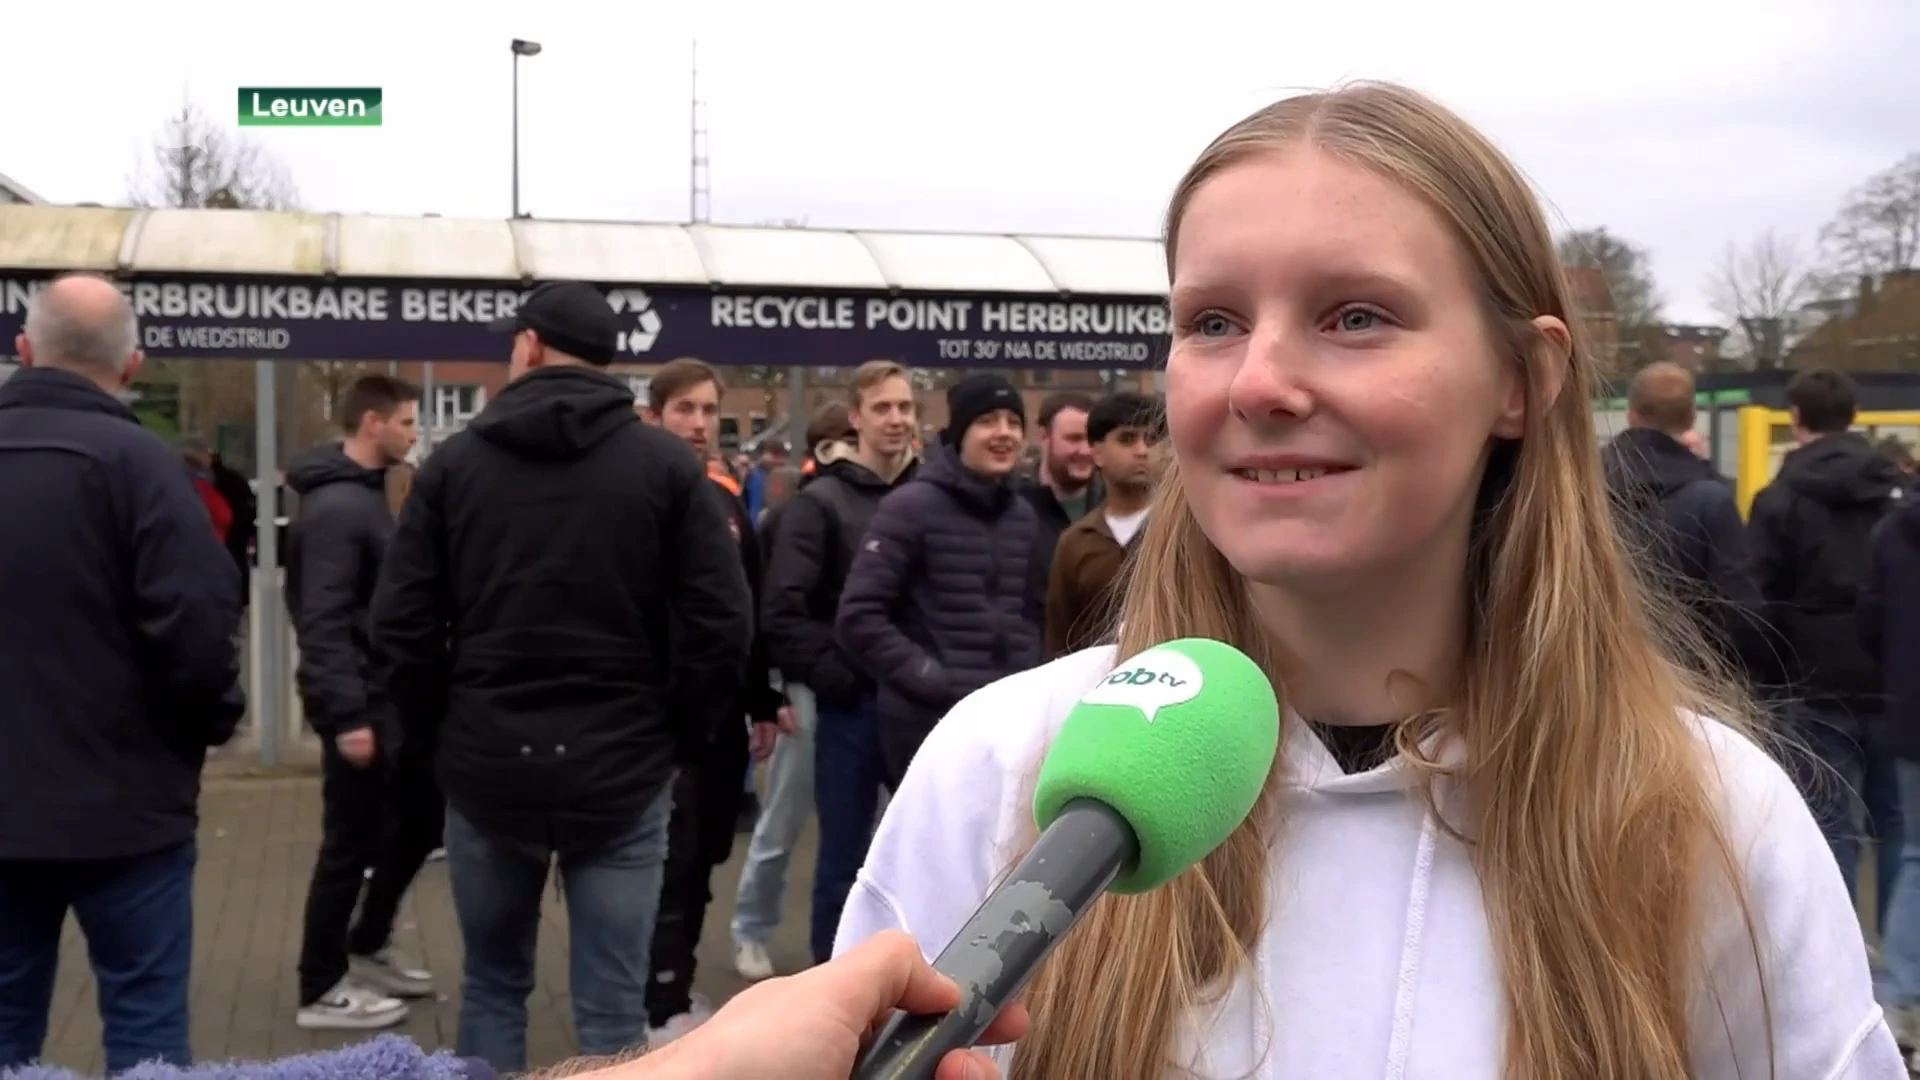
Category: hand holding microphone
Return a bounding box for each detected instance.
[636,931,1025,1080]
[852,638,1281,1080]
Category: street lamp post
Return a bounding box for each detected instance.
[510,38,542,218]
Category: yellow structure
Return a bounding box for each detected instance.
[1734,407,1920,517]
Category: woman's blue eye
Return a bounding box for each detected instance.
[1337,307,1380,332]
[1198,313,1234,336]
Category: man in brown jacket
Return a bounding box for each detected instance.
[1044,392,1163,658]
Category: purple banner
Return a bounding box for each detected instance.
[0,273,1168,370]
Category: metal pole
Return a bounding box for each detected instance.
[420,362,437,454]
[252,360,282,768]
[512,54,521,218]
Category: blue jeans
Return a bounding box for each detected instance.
[1884,760,1920,1005]
[0,840,196,1073]
[446,788,674,1073]
[733,683,818,945]
[1793,706,1903,933]
[811,690,890,963]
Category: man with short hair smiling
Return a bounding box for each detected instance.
[753,360,920,970]
[1021,392,1100,581]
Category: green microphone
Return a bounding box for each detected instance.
[852,638,1280,1080]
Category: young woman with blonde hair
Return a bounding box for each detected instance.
[836,83,1901,1079]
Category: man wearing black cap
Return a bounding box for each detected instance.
[369,281,754,1074]
[834,373,1042,788]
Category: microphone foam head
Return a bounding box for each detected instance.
[1033,638,1280,894]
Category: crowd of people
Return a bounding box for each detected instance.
[1599,359,1920,1052]
[6,78,1920,1080]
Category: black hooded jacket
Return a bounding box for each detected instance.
[1862,497,1920,759]
[285,443,395,741]
[1601,427,1779,686]
[1749,431,1902,711]
[370,366,753,853]
[761,444,918,705]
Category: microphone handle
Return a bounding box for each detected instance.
[849,799,1138,1080]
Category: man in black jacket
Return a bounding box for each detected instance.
[1600,362,1774,685]
[1862,476,1920,1047]
[1749,367,1905,924]
[0,273,244,1072]
[759,360,919,965]
[369,283,753,1073]
[287,374,440,1031]
[637,359,788,1045]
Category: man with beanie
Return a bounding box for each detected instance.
[836,372,1041,788]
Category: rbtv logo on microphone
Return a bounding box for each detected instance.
[1081,646,1204,723]
[238,88,383,127]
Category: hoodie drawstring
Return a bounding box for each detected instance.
[1383,813,1438,1079]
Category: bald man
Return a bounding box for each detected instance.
[0,273,244,1072]
[1600,362,1773,687]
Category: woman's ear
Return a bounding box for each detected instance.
[1492,315,1572,439]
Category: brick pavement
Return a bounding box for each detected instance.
[40,776,818,1075]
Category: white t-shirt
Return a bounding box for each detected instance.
[835,646,1903,1080]
[1105,506,1149,548]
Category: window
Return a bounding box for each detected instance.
[624,374,652,405]
[718,416,741,453]
[749,413,769,436]
[433,384,486,428]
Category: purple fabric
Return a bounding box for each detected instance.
[2,1035,480,1080]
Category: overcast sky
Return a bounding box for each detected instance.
[5,0,1914,323]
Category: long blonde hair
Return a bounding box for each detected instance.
[1009,82,1764,1080]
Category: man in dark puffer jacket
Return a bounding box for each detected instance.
[836,373,1041,789]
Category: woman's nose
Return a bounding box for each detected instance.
[1227,328,1315,423]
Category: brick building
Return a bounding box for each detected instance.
[1788,269,1920,372]
[1563,265,1621,372]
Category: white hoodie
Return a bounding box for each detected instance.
[835,646,1905,1079]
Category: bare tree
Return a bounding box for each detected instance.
[126,101,302,445]
[130,100,300,211]
[1705,230,1813,368]
[1820,151,1920,277]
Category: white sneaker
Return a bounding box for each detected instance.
[733,939,775,982]
[648,993,714,1049]
[350,947,433,998]
[295,978,409,1030]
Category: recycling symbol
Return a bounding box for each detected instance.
[605,288,663,355]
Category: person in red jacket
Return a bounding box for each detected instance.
[180,436,233,542]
